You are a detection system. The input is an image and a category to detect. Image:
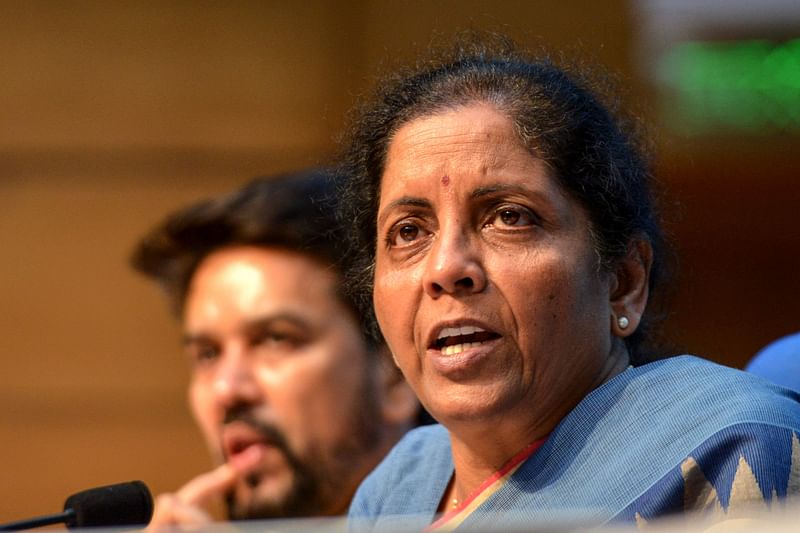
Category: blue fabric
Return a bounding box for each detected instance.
[348,356,800,531]
[614,423,798,523]
[746,332,800,393]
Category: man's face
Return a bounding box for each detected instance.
[183,245,384,518]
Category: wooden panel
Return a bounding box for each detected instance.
[0,1,354,150]
[656,143,800,368]
[1,164,226,519]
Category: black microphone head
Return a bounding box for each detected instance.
[63,480,153,529]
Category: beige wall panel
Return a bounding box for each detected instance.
[1,171,228,518]
[357,0,634,68]
[0,1,354,150]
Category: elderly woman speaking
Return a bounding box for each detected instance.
[338,37,800,530]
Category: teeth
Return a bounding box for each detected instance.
[438,327,459,340]
[437,325,485,340]
[441,342,483,356]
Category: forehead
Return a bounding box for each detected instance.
[387,104,521,165]
[380,103,556,204]
[184,246,341,319]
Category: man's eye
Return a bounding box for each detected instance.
[262,333,290,345]
[189,344,220,364]
[253,331,303,349]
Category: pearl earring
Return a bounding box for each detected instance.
[618,316,629,329]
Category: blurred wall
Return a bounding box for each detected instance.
[0,0,797,520]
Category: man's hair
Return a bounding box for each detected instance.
[337,33,671,363]
[132,169,357,320]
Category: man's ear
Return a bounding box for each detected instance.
[609,237,653,338]
[375,345,419,426]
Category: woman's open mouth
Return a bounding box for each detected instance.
[431,325,502,356]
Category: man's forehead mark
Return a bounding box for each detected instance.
[441,175,450,186]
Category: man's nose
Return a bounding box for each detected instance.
[422,224,487,299]
[212,346,261,409]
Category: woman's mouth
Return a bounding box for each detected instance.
[431,325,502,355]
[424,323,504,377]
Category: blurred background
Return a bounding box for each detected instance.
[1,0,798,520]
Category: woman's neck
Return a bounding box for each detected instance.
[444,346,631,503]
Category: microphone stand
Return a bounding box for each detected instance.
[0,509,75,531]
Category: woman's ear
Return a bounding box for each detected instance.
[609,237,653,338]
[375,345,420,427]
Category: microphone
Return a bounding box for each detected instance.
[0,480,153,531]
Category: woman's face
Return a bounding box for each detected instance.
[373,103,618,432]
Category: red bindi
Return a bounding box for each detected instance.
[441,175,450,186]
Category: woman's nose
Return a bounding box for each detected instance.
[212,348,262,409]
[422,226,486,298]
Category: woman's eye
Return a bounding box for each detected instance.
[499,209,521,225]
[491,206,536,228]
[389,222,425,247]
[399,225,419,241]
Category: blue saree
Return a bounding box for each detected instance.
[349,356,800,531]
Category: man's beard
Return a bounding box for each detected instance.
[222,411,321,519]
[221,373,384,519]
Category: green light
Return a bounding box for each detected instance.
[660,38,800,135]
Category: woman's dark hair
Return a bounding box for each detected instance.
[338,35,669,363]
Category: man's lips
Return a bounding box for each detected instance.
[221,421,273,463]
[228,442,266,473]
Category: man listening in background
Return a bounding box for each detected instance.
[132,170,419,526]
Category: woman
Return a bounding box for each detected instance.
[338,37,800,530]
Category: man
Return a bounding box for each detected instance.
[132,169,419,526]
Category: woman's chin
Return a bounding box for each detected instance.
[421,379,518,426]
